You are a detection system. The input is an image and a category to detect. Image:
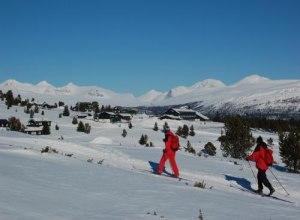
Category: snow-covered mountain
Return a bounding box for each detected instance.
[0,79,140,106]
[1,75,299,117]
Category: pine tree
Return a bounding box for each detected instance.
[30,109,34,118]
[219,116,254,159]
[279,128,300,172]
[153,122,158,131]
[77,121,85,132]
[63,105,70,116]
[122,129,127,138]
[176,126,183,136]
[92,101,100,113]
[204,142,216,156]
[128,122,133,129]
[42,122,50,135]
[72,117,78,125]
[189,125,195,136]
[34,105,39,113]
[139,134,148,145]
[182,124,189,138]
[85,123,91,134]
[163,122,169,133]
[5,90,14,108]
[185,140,196,154]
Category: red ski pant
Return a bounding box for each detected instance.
[158,150,179,177]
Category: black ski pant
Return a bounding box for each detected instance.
[257,169,273,191]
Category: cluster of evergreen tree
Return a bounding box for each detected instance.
[77,121,91,134]
[212,114,300,132]
[279,128,300,172]
[176,125,195,138]
[8,117,23,132]
[139,134,148,145]
[218,116,255,159]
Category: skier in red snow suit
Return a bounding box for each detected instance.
[246,136,275,196]
[157,126,179,178]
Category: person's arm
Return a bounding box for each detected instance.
[246,151,259,162]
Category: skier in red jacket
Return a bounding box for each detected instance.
[246,136,275,195]
[157,126,180,178]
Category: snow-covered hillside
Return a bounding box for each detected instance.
[1,74,300,117]
[0,101,300,219]
[0,79,140,106]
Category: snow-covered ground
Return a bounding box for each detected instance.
[0,101,300,220]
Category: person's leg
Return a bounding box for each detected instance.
[168,151,179,177]
[157,152,168,174]
[257,170,264,193]
[261,171,275,195]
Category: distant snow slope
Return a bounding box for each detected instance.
[1,75,299,116]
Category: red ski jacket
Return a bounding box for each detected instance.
[246,146,271,171]
[164,131,175,152]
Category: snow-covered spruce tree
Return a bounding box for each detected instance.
[92,101,100,113]
[162,122,169,133]
[84,123,91,134]
[176,126,183,136]
[139,135,145,145]
[204,142,216,156]
[63,105,70,116]
[30,109,34,119]
[128,122,133,129]
[42,122,51,135]
[185,140,196,155]
[189,125,195,136]
[122,129,127,137]
[219,116,254,159]
[153,122,159,131]
[279,128,300,172]
[34,105,39,113]
[41,110,45,116]
[77,121,85,132]
[182,124,189,138]
[5,90,14,108]
[55,124,59,130]
[139,134,148,145]
[72,117,78,125]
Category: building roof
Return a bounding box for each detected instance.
[118,113,132,117]
[195,112,209,120]
[171,108,197,114]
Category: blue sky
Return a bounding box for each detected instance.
[0,0,299,95]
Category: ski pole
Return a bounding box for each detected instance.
[247,160,257,183]
[269,168,290,196]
